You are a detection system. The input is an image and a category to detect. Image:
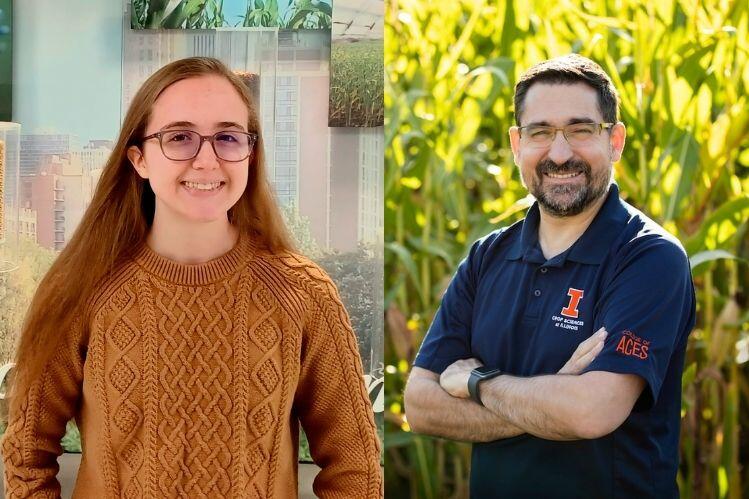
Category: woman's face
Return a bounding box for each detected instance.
[128,74,251,226]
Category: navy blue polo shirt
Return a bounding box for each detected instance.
[413,184,696,499]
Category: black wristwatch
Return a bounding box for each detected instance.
[468,366,503,406]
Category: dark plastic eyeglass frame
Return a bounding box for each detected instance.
[141,130,259,162]
[517,122,615,146]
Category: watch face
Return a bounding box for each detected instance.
[474,366,501,377]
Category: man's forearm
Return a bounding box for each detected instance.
[480,373,601,440]
[405,375,523,442]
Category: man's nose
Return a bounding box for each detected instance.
[546,130,574,165]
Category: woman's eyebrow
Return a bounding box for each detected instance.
[215,121,246,130]
[160,121,194,130]
[159,121,246,131]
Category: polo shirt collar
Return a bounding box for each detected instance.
[506,183,629,265]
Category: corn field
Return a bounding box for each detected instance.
[384,0,749,498]
[329,39,385,127]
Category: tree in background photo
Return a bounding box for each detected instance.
[385,0,748,498]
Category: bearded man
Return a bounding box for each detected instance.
[404,54,695,499]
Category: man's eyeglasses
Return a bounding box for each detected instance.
[517,122,615,148]
[142,130,258,162]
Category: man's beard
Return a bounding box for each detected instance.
[526,158,611,217]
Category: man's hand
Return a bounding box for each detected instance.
[440,358,482,398]
[439,328,607,398]
[405,367,525,442]
[558,327,607,374]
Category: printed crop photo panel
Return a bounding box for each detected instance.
[130,0,332,30]
[328,0,383,127]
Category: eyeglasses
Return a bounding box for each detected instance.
[517,122,615,148]
[142,130,258,162]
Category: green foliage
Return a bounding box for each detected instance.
[130,0,331,29]
[330,40,385,127]
[60,421,81,453]
[318,245,383,364]
[385,0,749,497]
[0,237,58,364]
[280,203,323,258]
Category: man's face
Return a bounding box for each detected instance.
[509,82,626,217]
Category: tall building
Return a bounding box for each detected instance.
[19,133,79,177]
[76,140,113,206]
[277,30,331,247]
[22,154,87,251]
[4,207,37,243]
[78,140,112,174]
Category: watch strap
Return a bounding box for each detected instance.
[468,367,502,405]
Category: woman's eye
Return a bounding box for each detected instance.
[167,133,192,142]
[216,133,239,143]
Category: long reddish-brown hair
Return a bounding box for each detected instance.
[8,57,294,412]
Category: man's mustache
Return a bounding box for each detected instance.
[536,159,591,176]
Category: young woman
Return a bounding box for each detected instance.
[2,57,381,498]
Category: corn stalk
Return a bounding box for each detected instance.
[384,0,749,497]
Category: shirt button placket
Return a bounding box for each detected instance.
[534,267,546,298]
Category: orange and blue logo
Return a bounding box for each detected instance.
[561,288,584,318]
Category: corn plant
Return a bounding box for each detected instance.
[330,39,385,127]
[285,0,332,29]
[132,0,226,29]
[385,0,749,497]
[131,0,331,29]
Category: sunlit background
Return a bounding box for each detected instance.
[384,0,749,497]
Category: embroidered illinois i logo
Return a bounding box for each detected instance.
[561,288,584,318]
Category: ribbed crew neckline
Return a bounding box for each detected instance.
[133,231,256,285]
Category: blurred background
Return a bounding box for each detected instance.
[384,0,749,497]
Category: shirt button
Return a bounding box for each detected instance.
[534,290,541,297]
[540,268,548,274]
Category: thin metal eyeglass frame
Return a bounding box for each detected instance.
[141,130,259,162]
[517,122,615,147]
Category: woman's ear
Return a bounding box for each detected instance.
[127,145,149,179]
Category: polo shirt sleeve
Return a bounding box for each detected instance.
[412,233,494,374]
[583,237,696,410]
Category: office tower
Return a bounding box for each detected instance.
[19,133,79,177]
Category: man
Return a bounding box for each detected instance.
[404,54,696,498]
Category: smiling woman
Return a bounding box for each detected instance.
[1,57,382,498]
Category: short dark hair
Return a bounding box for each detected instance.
[513,54,619,125]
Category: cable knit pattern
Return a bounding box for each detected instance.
[1,232,382,498]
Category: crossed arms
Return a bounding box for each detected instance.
[404,328,646,442]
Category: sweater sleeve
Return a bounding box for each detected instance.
[2,316,87,498]
[294,272,382,499]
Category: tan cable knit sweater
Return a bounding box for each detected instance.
[1,233,382,498]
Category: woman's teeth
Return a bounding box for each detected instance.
[182,181,223,191]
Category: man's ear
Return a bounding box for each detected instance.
[509,126,521,166]
[127,145,149,179]
[609,122,626,162]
